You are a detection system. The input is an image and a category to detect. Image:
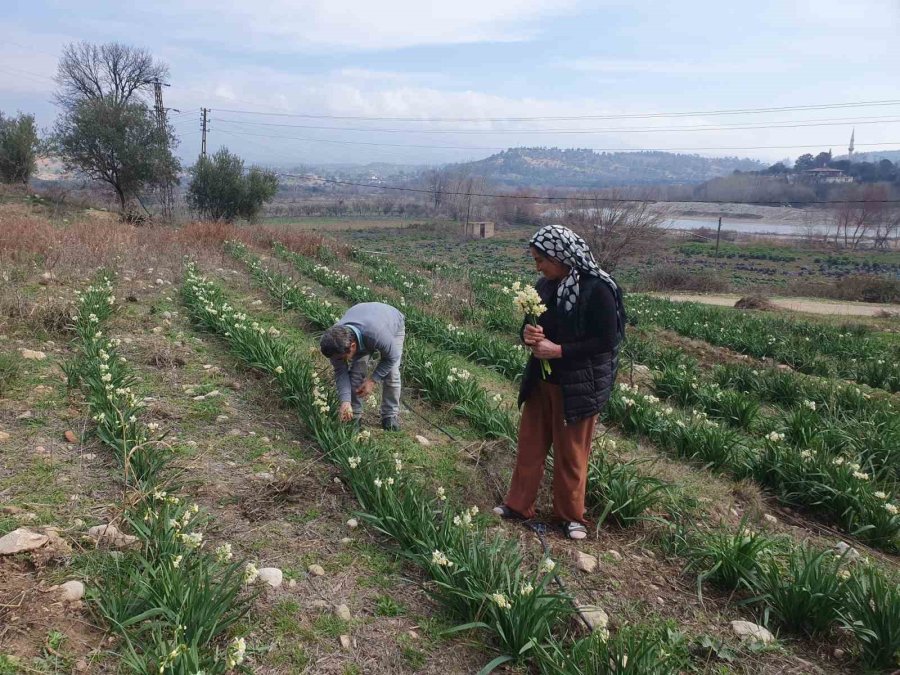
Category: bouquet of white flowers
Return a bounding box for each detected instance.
[512,285,551,378]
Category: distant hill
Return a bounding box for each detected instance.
[836,150,900,163]
[449,147,764,188]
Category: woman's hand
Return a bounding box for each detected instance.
[531,339,562,359]
[523,324,545,346]
[339,402,354,422]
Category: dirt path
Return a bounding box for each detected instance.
[650,292,900,317]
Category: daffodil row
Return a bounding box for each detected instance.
[626,294,900,393]
[606,382,900,551]
[180,261,601,670]
[640,355,899,485]
[225,241,518,442]
[67,273,255,674]
[274,242,529,381]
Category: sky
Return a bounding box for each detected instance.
[2,0,900,168]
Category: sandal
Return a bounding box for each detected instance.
[492,504,526,521]
[565,522,588,540]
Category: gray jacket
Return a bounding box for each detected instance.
[330,303,405,402]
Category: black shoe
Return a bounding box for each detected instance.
[381,417,401,432]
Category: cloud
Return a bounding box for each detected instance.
[151,0,581,52]
[562,58,782,75]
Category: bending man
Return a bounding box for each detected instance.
[319,302,405,431]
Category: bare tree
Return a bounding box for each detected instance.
[54,41,168,108]
[829,185,895,250]
[560,192,669,272]
[423,168,449,211]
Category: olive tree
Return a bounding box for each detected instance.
[0,112,39,184]
[187,148,278,222]
[52,41,178,217]
[54,98,179,215]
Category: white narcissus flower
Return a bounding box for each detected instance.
[885,503,898,515]
[348,456,361,469]
[436,486,446,501]
[490,592,512,610]
[227,637,246,668]
[874,491,888,500]
[542,558,556,573]
[374,478,383,488]
[431,550,453,567]
[243,563,259,585]
[275,366,284,374]
[216,543,233,563]
[180,531,203,549]
[172,554,183,568]
[520,583,534,596]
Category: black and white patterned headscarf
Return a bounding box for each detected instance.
[529,224,619,315]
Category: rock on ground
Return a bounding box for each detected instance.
[574,550,598,573]
[56,580,85,601]
[258,567,283,588]
[415,435,431,446]
[20,348,47,360]
[0,528,49,555]
[834,541,860,561]
[731,620,774,644]
[578,604,609,633]
[87,524,138,548]
[334,603,352,621]
[307,564,325,577]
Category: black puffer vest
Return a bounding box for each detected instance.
[517,275,625,424]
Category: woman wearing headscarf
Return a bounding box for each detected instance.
[493,225,625,539]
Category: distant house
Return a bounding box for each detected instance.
[463,221,495,239]
[798,168,854,184]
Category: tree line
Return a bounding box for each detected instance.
[0,41,277,223]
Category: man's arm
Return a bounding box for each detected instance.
[330,358,353,402]
[370,341,398,383]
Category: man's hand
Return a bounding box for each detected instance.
[523,324,545,346]
[531,339,562,359]
[355,378,376,398]
[339,402,354,422]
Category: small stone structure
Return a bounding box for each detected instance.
[463,221,495,239]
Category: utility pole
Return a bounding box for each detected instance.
[151,80,175,222]
[200,108,209,159]
[714,216,723,259]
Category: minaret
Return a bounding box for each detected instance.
[848,128,855,161]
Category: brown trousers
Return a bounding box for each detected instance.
[505,380,596,524]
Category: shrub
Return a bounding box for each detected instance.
[640,266,729,293]
[187,148,278,222]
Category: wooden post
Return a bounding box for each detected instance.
[714,216,723,259]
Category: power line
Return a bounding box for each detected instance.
[213,98,900,123]
[276,172,900,206]
[211,126,900,153]
[212,114,900,136]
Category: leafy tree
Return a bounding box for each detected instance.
[814,150,832,168]
[763,162,789,175]
[54,97,179,214]
[794,153,816,172]
[52,41,178,217]
[187,148,278,222]
[0,112,39,184]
